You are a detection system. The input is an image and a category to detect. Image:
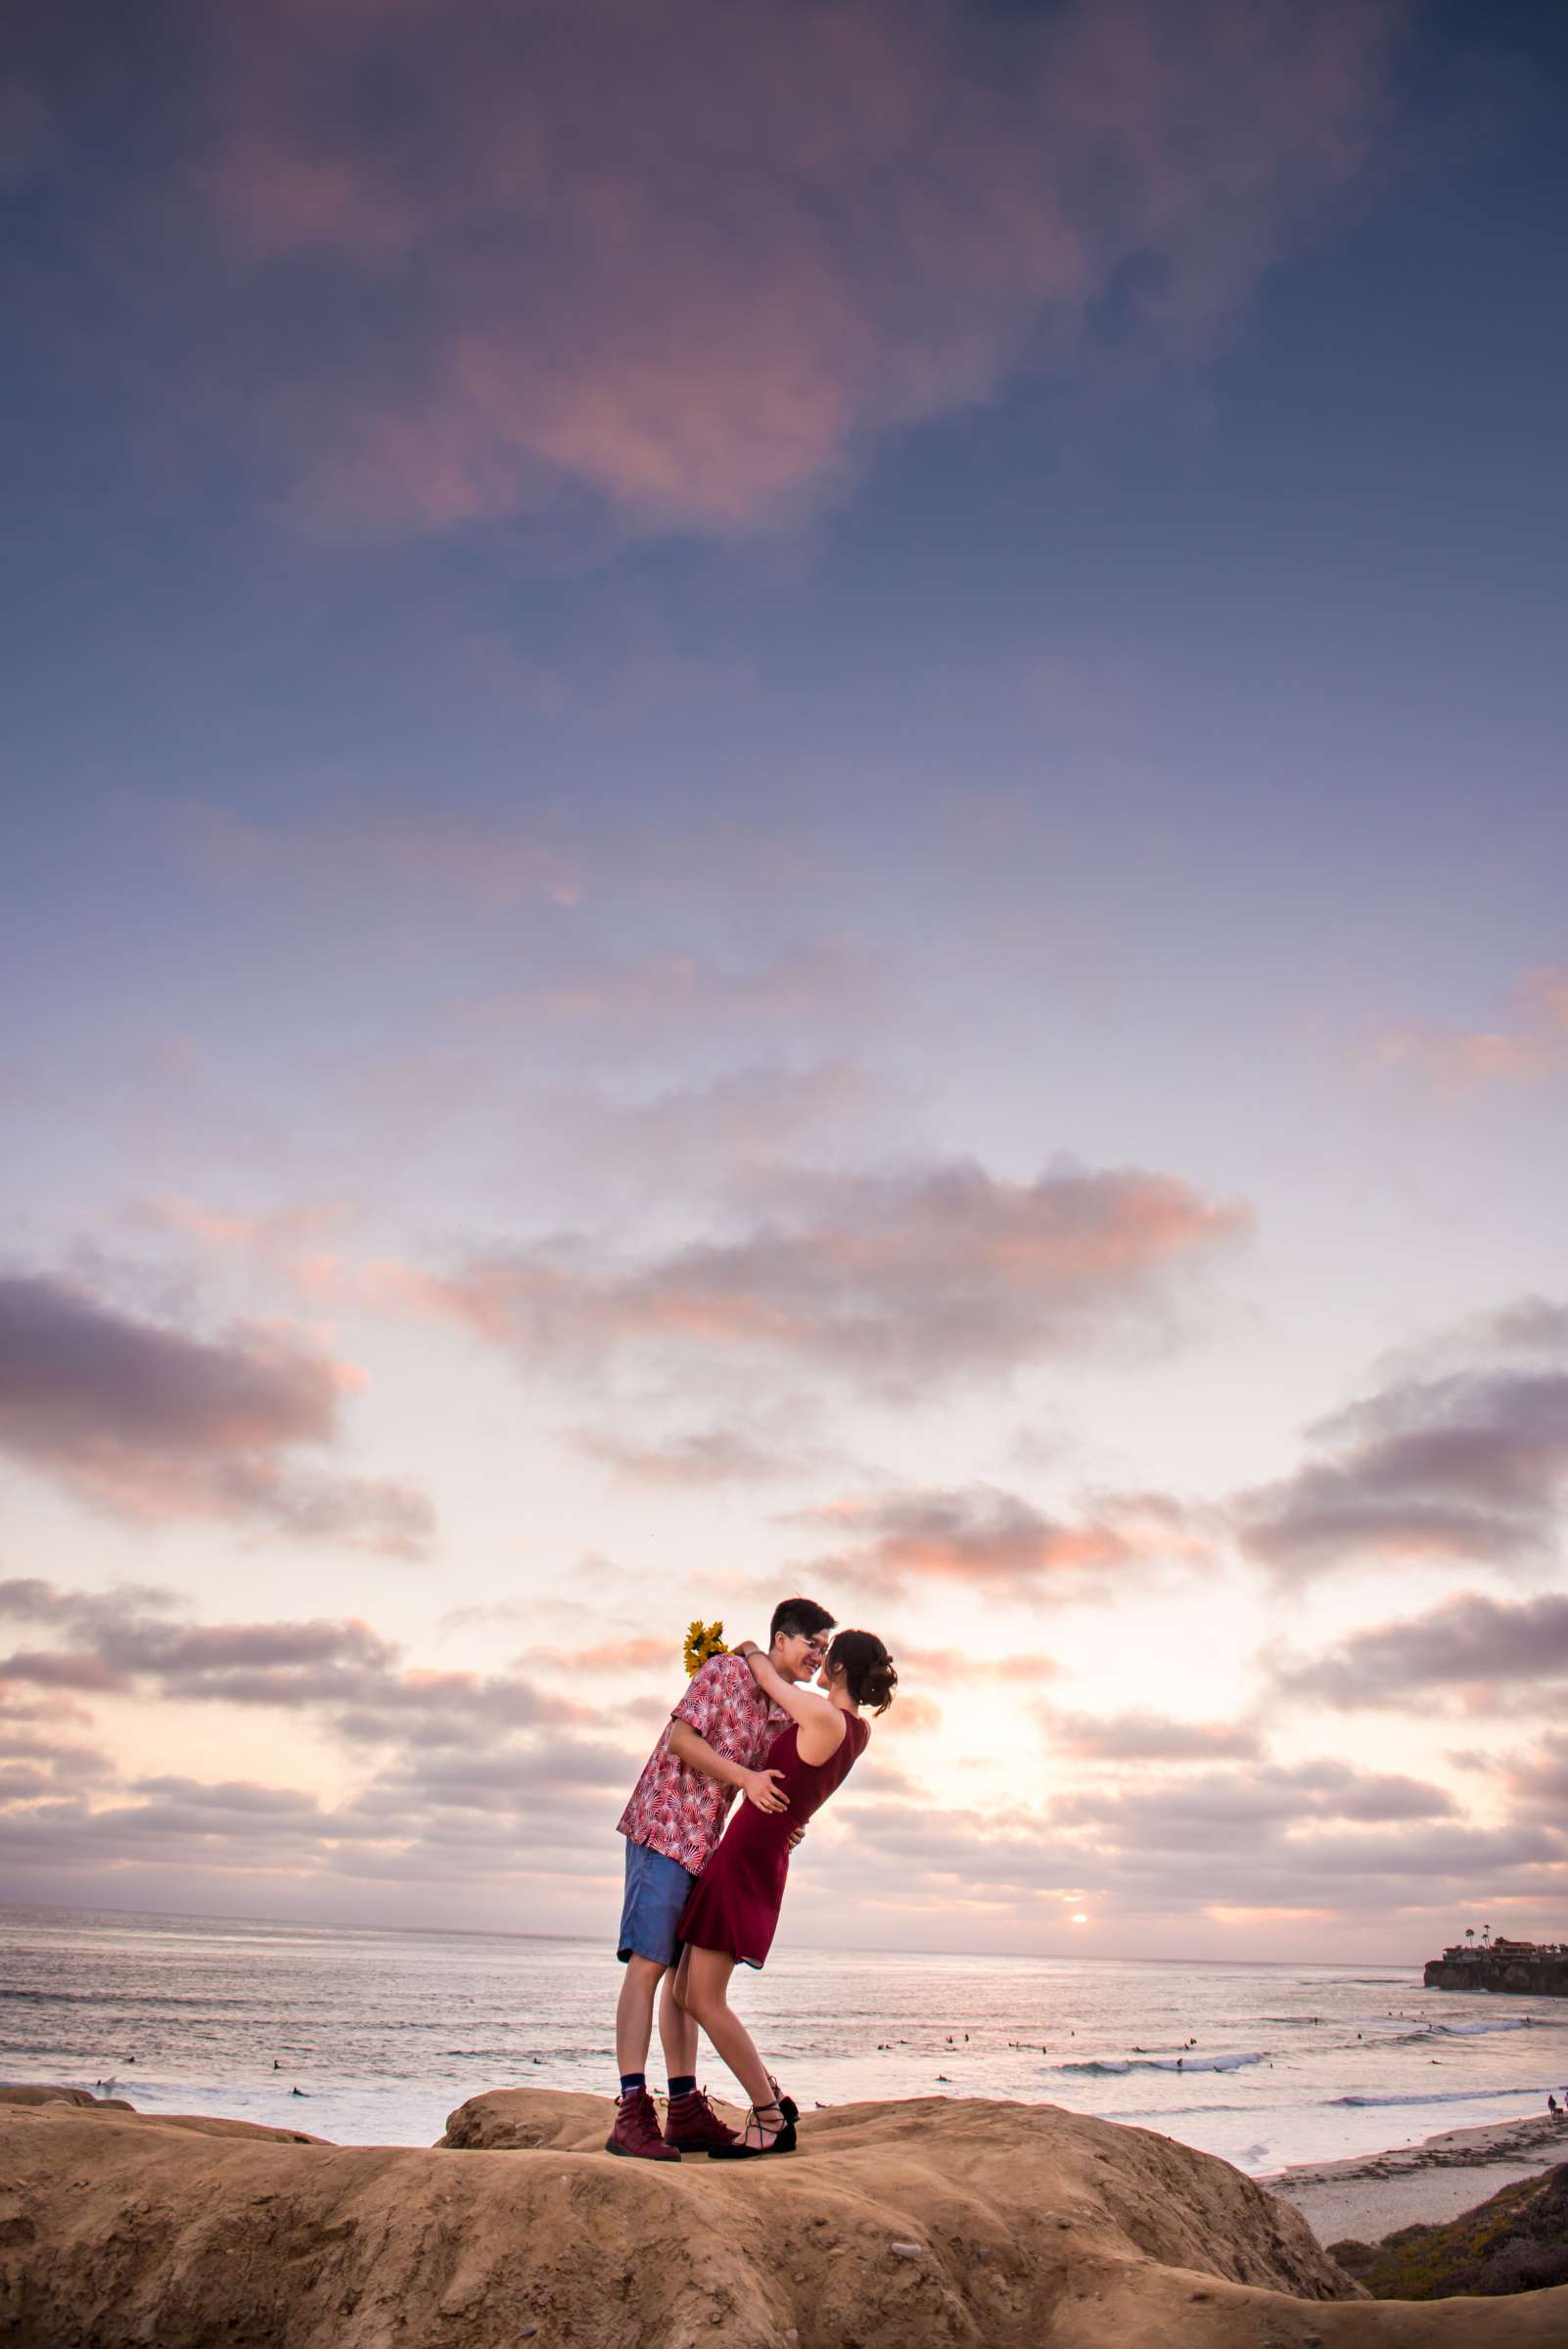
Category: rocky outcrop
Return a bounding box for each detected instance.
[0,2079,326,2142]
[2,2083,1567,2346]
[1424,1953,1568,1995]
[1331,2164,1568,2300]
[0,2084,126,2110]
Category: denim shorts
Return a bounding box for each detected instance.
[617,1838,697,1966]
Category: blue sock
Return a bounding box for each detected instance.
[619,2071,646,2098]
[668,2074,696,2097]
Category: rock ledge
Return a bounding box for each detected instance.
[3,2084,1567,2346]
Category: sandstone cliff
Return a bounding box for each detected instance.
[4,2082,1568,2347]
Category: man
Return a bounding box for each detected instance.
[608,1595,835,2160]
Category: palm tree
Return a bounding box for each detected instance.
[1465,1927,1476,1947]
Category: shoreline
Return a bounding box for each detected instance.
[1263,2106,1568,2244]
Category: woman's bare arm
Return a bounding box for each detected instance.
[739,1646,846,1762]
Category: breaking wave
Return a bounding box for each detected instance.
[1060,2051,1264,2077]
[1331,2085,1546,2109]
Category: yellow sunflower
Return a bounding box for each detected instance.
[683,1618,729,1678]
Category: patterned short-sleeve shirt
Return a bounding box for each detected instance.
[618,1653,788,1873]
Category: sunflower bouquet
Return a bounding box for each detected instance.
[683,1618,729,1677]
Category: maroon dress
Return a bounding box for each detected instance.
[677,1712,869,1968]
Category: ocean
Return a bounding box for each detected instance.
[4,1903,1566,2178]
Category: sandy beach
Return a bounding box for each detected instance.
[1264,2107,1568,2245]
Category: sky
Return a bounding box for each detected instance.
[2,0,1566,1963]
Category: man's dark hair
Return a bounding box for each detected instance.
[770,1596,835,1644]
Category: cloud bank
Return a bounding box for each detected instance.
[11,0,1401,537]
[371,1159,1249,1393]
[0,1272,434,1555]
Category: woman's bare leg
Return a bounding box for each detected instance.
[658,1961,699,2080]
[677,1946,774,2114]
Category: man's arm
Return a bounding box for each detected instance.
[668,1719,787,1813]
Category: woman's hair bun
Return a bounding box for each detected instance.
[826,1628,897,1715]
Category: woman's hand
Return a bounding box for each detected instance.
[744,1646,789,1699]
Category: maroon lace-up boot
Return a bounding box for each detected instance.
[605,2087,681,2160]
[662,2085,738,2152]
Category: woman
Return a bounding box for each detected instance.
[671,1626,897,2157]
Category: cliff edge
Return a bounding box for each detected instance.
[1424,1952,1568,1996]
[4,2082,1568,2347]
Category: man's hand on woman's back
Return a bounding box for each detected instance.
[742,1767,788,1814]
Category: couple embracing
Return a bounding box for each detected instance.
[610,1597,897,2162]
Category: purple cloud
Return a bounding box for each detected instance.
[1041,1709,1266,1764]
[0,1271,434,1554]
[203,0,1398,536]
[0,1582,593,1758]
[1277,1590,1568,1709]
[6,1,1400,540]
[1236,1363,1568,1579]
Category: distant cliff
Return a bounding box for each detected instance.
[1424,1948,1568,1996]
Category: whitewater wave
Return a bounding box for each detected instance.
[1103,2101,1255,2120]
[1330,2085,1548,2109]
[1060,2052,1264,2077]
[1354,2017,1552,2047]
[0,1987,255,2010]
[1423,2017,1538,2037]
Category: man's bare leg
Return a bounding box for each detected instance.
[607,1954,681,2159]
[615,1954,666,2077]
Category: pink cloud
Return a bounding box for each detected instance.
[165,800,582,911]
[1373,964,1568,1091]
[164,0,1402,536]
[463,942,875,1044]
[884,1693,944,1735]
[357,1158,1249,1391]
[787,1483,1212,1602]
[572,1427,796,1489]
[147,1195,354,1300]
[200,131,421,262]
[524,1637,672,1675]
[799,1485,1131,1598]
[898,1649,1065,1689]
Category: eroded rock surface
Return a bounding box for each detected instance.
[3,2086,1567,2347]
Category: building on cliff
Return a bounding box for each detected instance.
[1425,1939,1568,1995]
